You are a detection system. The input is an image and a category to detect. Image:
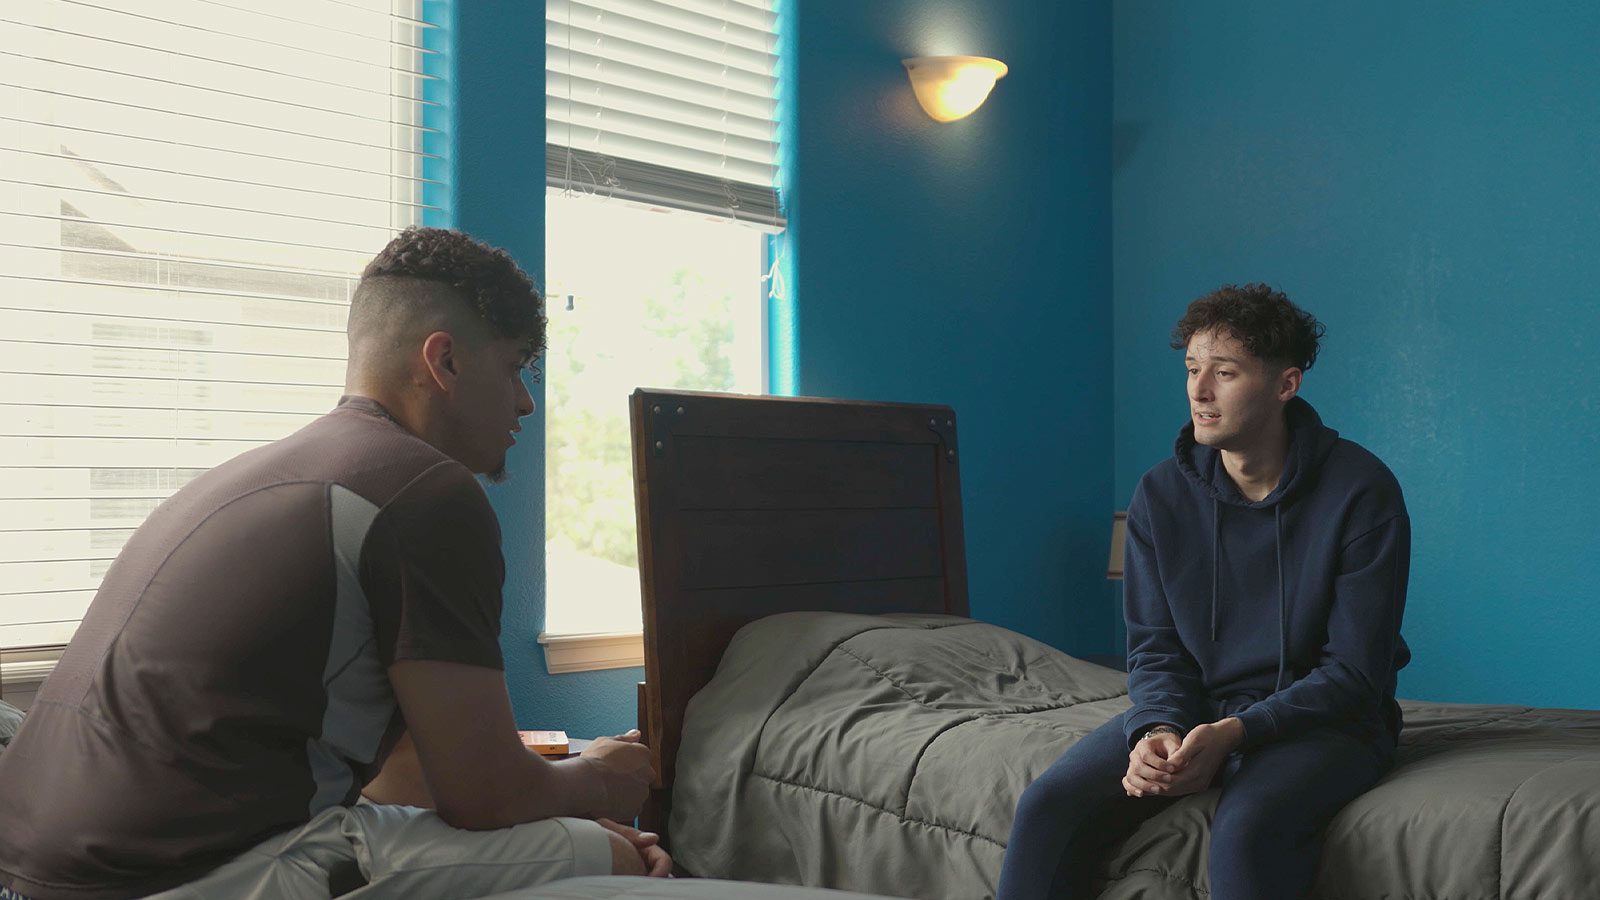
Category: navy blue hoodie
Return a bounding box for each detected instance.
[1122,397,1411,751]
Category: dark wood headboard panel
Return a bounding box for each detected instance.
[629,389,969,842]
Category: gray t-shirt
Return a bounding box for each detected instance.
[0,397,505,900]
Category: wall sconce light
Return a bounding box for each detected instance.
[902,56,1008,123]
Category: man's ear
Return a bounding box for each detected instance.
[420,330,458,392]
[1277,366,1303,403]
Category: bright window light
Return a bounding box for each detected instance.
[543,189,765,636]
[0,0,434,647]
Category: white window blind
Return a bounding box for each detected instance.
[0,0,440,647]
[546,0,783,228]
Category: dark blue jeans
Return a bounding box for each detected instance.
[996,711,1390,900]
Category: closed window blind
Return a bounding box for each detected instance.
[546,0,782,228]
[0,0,441,647]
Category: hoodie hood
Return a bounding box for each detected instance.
[1175,396,1340,509]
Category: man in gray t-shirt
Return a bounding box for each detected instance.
[0,228,667,900]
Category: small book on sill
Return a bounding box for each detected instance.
[519,730,570,756]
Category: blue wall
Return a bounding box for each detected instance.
[451,2,642,739]
[787,1,1116,655]
[1113,2,1600,708]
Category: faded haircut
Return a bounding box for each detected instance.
[348,227,546,374]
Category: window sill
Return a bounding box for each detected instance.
[537,631,644,674]
[1,646,65,710]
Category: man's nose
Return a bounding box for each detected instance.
[516,376,536,417]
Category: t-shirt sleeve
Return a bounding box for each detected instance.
[359,461,505,670]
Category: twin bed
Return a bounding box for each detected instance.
[543,389,1598,900]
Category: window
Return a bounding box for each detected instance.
[0,0,440,648]
[542,0,781,651]
[543,191,766,639]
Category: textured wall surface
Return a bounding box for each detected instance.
[1114,2,1600,707]
[785,0,1116,655]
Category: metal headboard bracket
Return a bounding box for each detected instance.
[926,412,959,463]
[649,401,688,457]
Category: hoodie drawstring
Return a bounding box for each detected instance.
[1210,499,1219,641]
[1274,506,1287,693]
[1211,498,1290,694]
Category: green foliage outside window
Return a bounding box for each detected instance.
[546,269,736,570]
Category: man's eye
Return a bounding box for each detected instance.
[1217,371,1234,378]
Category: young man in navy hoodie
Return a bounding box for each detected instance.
[997,285,1411,900]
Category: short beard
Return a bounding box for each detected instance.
[483,465,510,484]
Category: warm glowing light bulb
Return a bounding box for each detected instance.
[902,56,1008,123]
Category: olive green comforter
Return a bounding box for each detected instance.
[669,613,1600,900]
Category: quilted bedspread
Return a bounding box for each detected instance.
[668,612,1600,899]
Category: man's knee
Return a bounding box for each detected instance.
[606,829,645,876]
[1209,805,1323,900]
[1013,768,1082,828]
[1213,797,1275,841]
[1017,741,1127,820]
[1211,798,1317,866]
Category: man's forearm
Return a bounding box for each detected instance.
[384,748,608,830]
[454,754,610,830]
[362,732,602,823]
[528,757,608,819]
[386,661,651,830]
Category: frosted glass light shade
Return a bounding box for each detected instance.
[902,56,1008,123]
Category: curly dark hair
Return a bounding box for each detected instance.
[353,226,546,359]
[1169,283,1324,371]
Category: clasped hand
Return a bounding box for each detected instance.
[578,728,656,821]
[582,729,672,876]
[1122,718,1243,799]
[598,817,673,877]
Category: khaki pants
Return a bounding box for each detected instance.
[146,804,613,900]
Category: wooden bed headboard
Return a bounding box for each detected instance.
[628,388,969,842]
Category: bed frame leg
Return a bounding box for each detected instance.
[637,680,672,841]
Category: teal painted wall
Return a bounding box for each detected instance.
[1113,2,1600,708]
[786,1,1117,655]
[450,2,642,739]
